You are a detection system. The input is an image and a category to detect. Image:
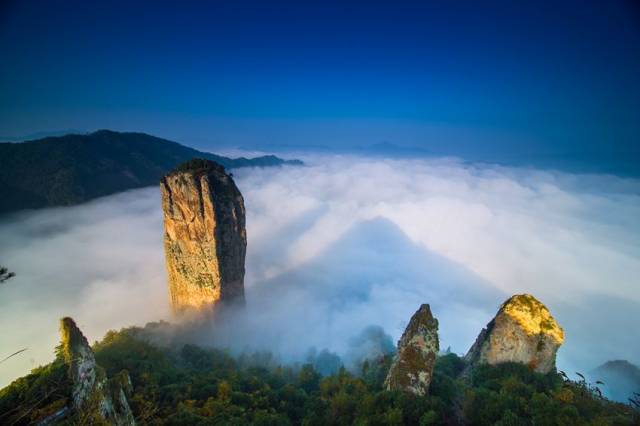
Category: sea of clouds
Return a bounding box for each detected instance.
[1,154,639,390]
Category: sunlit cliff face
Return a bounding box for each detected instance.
[466,294,564,374]
[160,160,246,314]
[501,294,564,345]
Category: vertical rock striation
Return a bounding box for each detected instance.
[60,317,99,411]
[161,159,247,314]
[384,304,439,396]
[59,317,135,425]
[465,294,564,374]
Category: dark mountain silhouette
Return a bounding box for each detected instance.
[589,360,640,403]
[0,130,301,214]
[0,129,86,141]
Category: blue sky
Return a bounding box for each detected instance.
[0,0,638,157]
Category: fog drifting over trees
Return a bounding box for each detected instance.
[1,154,638,389]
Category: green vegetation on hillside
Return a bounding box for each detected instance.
[170,158,227,175]
[0,130,302,214]
[1,327,637,425]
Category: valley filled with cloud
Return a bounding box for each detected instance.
[1,154,639,388]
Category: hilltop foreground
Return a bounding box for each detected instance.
[0,315,637,425]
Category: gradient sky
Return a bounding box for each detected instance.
[1,0,639,155]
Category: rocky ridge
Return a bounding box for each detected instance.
[161,159,247,313]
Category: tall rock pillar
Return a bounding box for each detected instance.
[160,159,247,314]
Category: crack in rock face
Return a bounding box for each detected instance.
[384,304,439,396]
[160,159,246,314]
[466,294,564,374]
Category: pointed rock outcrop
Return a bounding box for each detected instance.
[160,159,247,314]
[465,294,564,374]
[60,317,135,425]
[384,304,439,395]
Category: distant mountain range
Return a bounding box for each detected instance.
[589,360,640,403]
[0,130,302,214]
[0,129,87,142]
[240,141,640,178]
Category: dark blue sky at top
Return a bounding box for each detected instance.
[0,0,639,160]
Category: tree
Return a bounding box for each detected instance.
[0,266,15,284]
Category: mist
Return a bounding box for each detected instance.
[1,154,639,392]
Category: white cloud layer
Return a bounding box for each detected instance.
[1,154,639,387]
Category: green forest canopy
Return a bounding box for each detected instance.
[1,325,638,425]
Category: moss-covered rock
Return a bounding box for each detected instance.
[465,294,564,374]
[384,304,439,395]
